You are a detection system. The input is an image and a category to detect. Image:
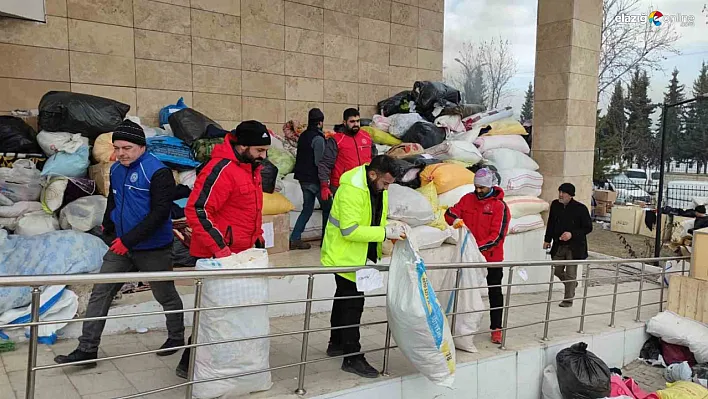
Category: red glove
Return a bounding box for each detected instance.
[109,239,129,256]
[214,246,232,258]
[320,182,333,201]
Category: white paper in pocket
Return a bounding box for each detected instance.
[356,268,384,292]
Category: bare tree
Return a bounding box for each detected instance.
[599,0,680,99]
[453,37,517,109]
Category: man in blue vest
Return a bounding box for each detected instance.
[55,120,185,368]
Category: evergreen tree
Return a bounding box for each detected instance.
[602,82,631,166]
[626,69,656,168]
[520,82,533,122]
[464,66,487,107]
[685,62,708,172]
[657,68,687,165]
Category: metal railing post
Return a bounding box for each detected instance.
[659,261,667,312]
[579,265,591,334]
[542,266,554,341]
[25,286,41,399]
[449,268,462,334]
[185,279,203,399]
[295,274,315,395]
[499,268,514,350]
[381,326,392,376]
[635,262,646,322]
[609,263,621,327]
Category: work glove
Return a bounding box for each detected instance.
[385,224,407,240]
[214,246,232,259]
[320,182,333,201]
[452,219,465,229]
[109,239,129,256]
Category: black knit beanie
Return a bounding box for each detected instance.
[558,183,576,197]
[232,120,271,146]
[112,119,146,146]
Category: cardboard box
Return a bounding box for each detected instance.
[595,201,613,217]
[89,162,114,197]
[610,205,643,234]
[691,227,708,281]
[262,213,290,255]
[638,209,668,238]
[594,189,618,204]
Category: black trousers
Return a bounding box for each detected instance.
[329,274,365,357]
[487,267,504,330]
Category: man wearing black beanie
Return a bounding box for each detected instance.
[55,119,185,367]
[544,182,593,307]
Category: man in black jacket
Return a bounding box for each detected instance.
[688,205,708,234]
[543,183,593,307]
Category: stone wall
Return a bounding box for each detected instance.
[0,0,444,130]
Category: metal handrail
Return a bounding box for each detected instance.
[1,255,688,399]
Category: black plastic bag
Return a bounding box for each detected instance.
[38,91,130,140]
[0,116,40,153]
[168,108,222,146]
[400,121,446,149]
[377,90,412,117]
[260,159,278,194]
[639,336,662,361]
[411,81,461,116]
[556,342,611,399]
[393,156,441,189]
[204,124,228,138]
[360,118,372,127]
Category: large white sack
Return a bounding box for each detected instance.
[59,196,107,232]
[178,169,197,189]
[387,184,435,227]
[0,192,12,206]
[463,107,514,129]
[15,211,60,236]
[0,160,42,202]
[435,228,487,353]
[388,113,425,138]
[483,148,539,171]
[36,131,89,156]
[193,249,272,398]
[289,210,323,241]
[499,169,543,197]
[542,365,564,399]
[40,145,90,178]
[508,215,545,234]
[646,311,708,363]
[277,174,321,212]
[425,141,483,164]
[409,225,452,250]
[0,286,79,342]
[438,184,475,208]
[474,135,530,154]
[0,201,42,218]
[0,217,19,230]
[41,177,69,213]
[505,196,550,218]
[434,115,466,133]
[387,239,456,387]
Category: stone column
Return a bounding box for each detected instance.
[533,0,602,207]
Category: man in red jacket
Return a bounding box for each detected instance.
[318,108,377,236]
[177,120,270,378]
[445,167,510,344]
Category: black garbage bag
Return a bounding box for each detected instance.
[0,116,41,153]
[204,124,229,138]
[400,121,446,149]
[260,159,278,194]
[411,81,461,118]
[360,118,372,127]
[38,91,130,140]
[556,342,611,399]
[173,238,198,267]
[393,155,442,189]
[168,108,222,146]
[639,336,662,361]
[377,90,412,117]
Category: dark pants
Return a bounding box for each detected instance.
[330,274,364,358]
[487,267,504,330]
[290,182,325,242]
[552,246,578,301]
[78,247,184,353]
[319,185,336,239]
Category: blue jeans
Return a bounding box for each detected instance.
[290,182,322,241]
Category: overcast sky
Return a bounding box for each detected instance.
[443,0,708,117]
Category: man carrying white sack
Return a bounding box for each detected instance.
[544,183,593,307]
[321,155,407,378]
[444,168,511,344]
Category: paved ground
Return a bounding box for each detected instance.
[623,360,668,393]
[0,277,670,399]
[587,226,676,259]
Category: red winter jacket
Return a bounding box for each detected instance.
[444,187,511,262]
[186,133,263,258]
[318,131,374,188]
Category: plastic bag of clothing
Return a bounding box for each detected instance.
[193,249,272,398]
[377,90,413,117]
[192,137,224,163]
[36,131,89,156]
[59,196,107,232]
[168,108,222,146]
[387,184,435,227]
[646,312,708,363]
[665,361,693,383]
[0,201,42,218]
[640,336,663,361]
[362,126,401,146]
[0,116,40,153]
[15,211,60,236]
[147,136,201,170]
[260,160,278,194]
[657,381,708,399]
[262,193,294,215]
[400,122,446,149]
[267,148,295,178]
[411,81,461,118]
[387,239,456,387]
[0,159,42,202]
[556,342,611,399]
[372,115,391,132]
[159,97,187,127]
[388,113,425,138]
[38,91,130,139]
[92,133,115,163]
[386,143,425,159]
[40,145,90,178]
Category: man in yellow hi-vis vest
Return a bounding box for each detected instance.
[320,155,407,378]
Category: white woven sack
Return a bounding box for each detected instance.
[387,184,435,227]
[59,196,107,232]
[388,113,425,138]
[409,225,452,250]
[499,169,543,197]
[483,148,539,170]
[508,215,545,234]
[192,249,273,399]
[474,135,530,154]
[438,184,475,208]
[505,196,550,218]
[425,141,483,164]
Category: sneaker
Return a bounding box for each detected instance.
[289,240,312,250]
[341,356,379,378]
[491,329,503,344]
[175,364,188,379]
[326,342,344,357]
[54,349,98,368]
[559,301,573,308]
[156,338,185,356]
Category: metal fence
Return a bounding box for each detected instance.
[603,179,708,209]
[0,255,690,399]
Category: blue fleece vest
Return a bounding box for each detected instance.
[110,152,173,250]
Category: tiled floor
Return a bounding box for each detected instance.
[1,280,665,399]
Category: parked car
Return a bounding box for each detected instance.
[609,173,652,204]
